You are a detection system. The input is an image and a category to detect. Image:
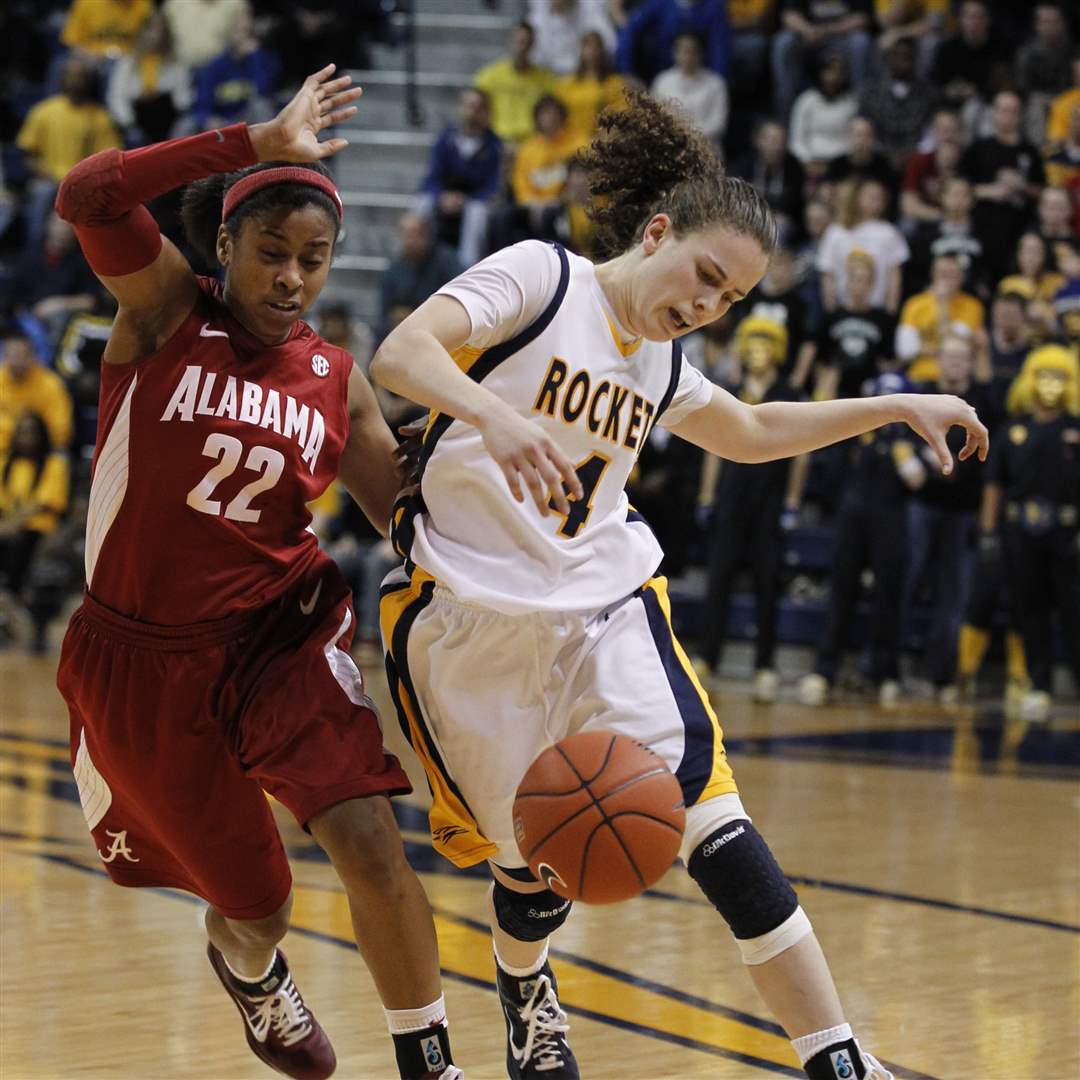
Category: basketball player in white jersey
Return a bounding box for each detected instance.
[372,92,987,1080]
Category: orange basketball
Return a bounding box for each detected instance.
[512,731,686,904]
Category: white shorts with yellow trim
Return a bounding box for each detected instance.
[379,565,738,870]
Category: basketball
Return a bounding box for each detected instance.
[512,731,686,904]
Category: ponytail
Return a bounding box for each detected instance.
[577,90,776,259]
[180,172,229,267]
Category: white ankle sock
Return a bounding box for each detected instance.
[792,1022,853,1065]
[223,949,278,985]
[384,995,448,1035]
[494,941,549,978]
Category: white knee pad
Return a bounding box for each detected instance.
[736,905,813,966]
[678,793,751,864]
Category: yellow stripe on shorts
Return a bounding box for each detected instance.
[379,568,499,869]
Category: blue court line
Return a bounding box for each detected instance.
[33,851,802,1077]
[724,722,1080,780]
[643,877,1080,937]
[3,762,1078,938]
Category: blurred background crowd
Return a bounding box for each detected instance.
[1,0,1077,719]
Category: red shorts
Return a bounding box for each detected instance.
[56,564,411,919]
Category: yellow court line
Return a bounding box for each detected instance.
[0,737,71,763]
[288,883,800,1071]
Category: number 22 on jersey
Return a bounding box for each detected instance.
[187,433,284,523]
[547,452,611,538]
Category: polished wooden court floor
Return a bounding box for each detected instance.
[2,647,1078,1080]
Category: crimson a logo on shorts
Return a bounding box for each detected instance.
[311,353,330,377]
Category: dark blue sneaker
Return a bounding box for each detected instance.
[496,959,578,1078]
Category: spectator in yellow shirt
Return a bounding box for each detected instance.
[896,252,985,382]
[556,30,627,139]
[1046,54,1080,143]
[17,58,122,183]
[0,412,70,601]
[996,231,1067,341]
[0,332,74,458]
[16,57,122,247]
[474,22,557,145]
[511,95,588,206]
[61,0,153,59]
[1044,101,1080,190]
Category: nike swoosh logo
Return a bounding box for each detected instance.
[537,862,567,892]
[504,1008,527,1062]
[299,580,322,615]
[200,323,229,338]
[242,1010,269,1044]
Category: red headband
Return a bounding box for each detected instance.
[221,167,344,223]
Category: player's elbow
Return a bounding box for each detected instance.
[369,339,399,390]
[54,149,124,225]
[724,405,785,464]
[371,324,429,393]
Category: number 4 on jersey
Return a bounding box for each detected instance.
[548,452,610,538]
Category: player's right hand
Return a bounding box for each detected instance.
[249,64,362,162]
[478,405,584,517]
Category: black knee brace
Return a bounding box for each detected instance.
[492,879,573,942]
[687,820,798,939]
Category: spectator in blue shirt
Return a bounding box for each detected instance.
[192,9,281,129]
[418,87,504,268]
[615,0,730,85]
[379,213,463,343]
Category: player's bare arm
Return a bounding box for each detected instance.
[371,294,583,516]
[54,65,361,366]
[670,385,989,475]
[336,364,402,538]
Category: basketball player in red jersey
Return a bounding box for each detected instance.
[53,66,462,1080]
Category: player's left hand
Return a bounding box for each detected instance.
[394,414,429,486]
[897,393,989,476]
[250,64,362,162]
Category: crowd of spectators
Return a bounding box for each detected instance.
[1,1,1077,717]
[0,0,395,646]
[412,0,1079,716]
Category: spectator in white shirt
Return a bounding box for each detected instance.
[817,178,910,312]
[161,0,250,69]
[789,51,857,177]
[650,31,729,145]
[528,0,616,76]
[106,12,193,143]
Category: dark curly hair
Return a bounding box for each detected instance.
[577,90,776,260]
[180,160,340,267]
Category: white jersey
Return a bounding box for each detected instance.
[398,240,713,614]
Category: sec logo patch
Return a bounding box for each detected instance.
[311,353,330,377]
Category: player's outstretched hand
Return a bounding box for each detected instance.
[249,64,362,162]
[898,393,989,476]
[478,405,585,517]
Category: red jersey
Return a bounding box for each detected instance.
[85,278,351,624]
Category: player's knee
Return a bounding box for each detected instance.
[222,900,292,948]
[310,797,409,888]
[686,820,811,965]
[492,879,572,943]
